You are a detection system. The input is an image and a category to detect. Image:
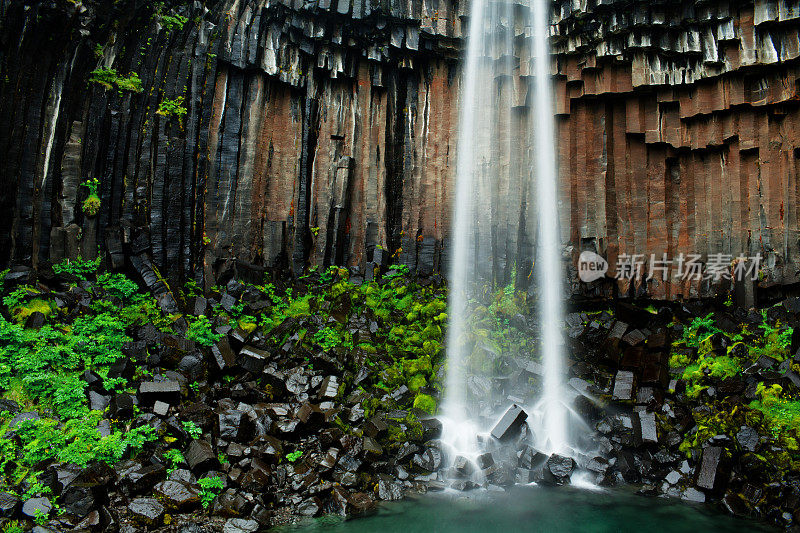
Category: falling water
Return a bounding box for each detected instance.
[442,0,571,465]
[440,0,489,459]
[529,0,567,455]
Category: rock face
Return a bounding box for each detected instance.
[0,0,798,298]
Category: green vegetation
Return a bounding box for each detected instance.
[153,3,189,31]
[0,258,457,521]
[52,256,101,281]
[156,96,188,122]
[88,68,143,93]
[81,177,101,217]
[285,450,303,462]
[198,476,224,509]
[312,326,349,350]
[185,315,222,346]
[670,307,793,399]
[665,303,800,476]
[182,420,202,439]
[3,521,23,533]
[160,13,188,31]
[749,384,800,435]
[412,393,436,414]
[0,268,179,503]
[163,449,185,474]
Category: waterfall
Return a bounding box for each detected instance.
[529,0,567,455]
[439,0,489,461]
[441,0,572,472]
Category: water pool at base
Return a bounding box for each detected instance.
[281,485,773,533]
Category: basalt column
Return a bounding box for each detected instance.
[1,0,799,299]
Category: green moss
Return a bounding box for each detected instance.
[287,297,312,317]
[9,298,53,324]
[412,393,436,414]
[749,384,800,434]
[408,374,427,391]
[403,356,432,376]
[668,350,693,368]
[238,320,257,335]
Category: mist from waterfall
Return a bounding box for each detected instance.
[441,0,570,466]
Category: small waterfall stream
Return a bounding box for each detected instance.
[441,0,579,482]
[528,0,567,456]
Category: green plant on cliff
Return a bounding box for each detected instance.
[751,311,793,361]
[681,313,721,348]
[0,270,169,495]
[185,315,222,347]
[153,3,189,31]
[81,177,101,217]
[88,68,143,93]
[198,476,224,509]
[182,420,202,439]
[163,449,185,474]
[156,96,188,121]
[3,520,23,533]
[750,383,800,435]
[160,13,188,31]
[312,326,350,350]
[52,256,101,281]
[96,272,139,300]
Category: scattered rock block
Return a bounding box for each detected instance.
[239,345,268,373]
[682,488,706,503]
[454,455,473,476]
[212,338,236,371]
[476,452,494,470]
[138,381,181,404]
[124,464,166,494]
[612,371,635,401]
[542,454,574,485]
[363,416,388,438]
[22,497,52,519]
[0,492,19,518]
[223,518,259,533]
[185,440,218,472]
[490,404,528,441]
[377,479,402,500]
[318,375,339,400]
[736,426,759,452]
[218,408,254,442]
[420,417,442,440]
[633,411,658,445]
[128,498,165,527]
[153,401,170,417]
[154,480,200,511]
[696,446,724,491]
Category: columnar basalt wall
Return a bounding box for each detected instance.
[552,0,800,299]
[0,0,798,298]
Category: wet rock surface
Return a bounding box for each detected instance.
[0,268,458,531]
[0,251,799,531]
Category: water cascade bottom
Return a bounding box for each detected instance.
[281,485,772,533]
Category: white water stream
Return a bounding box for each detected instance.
[441,0,571,466]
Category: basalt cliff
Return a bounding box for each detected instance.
[1,0,799,299]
